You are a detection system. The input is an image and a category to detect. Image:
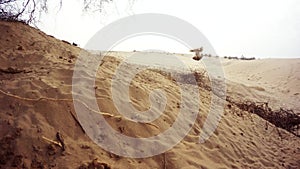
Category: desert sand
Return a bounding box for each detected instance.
[0,21,299,169]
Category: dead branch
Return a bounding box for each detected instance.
[41,136,62,148]
[69,111,85,134]
[227,97,300,137]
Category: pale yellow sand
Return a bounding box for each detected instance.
[0,21,299,169]
[222,58,300,112]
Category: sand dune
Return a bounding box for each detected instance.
[0,21,299,169]
[223,58,300,113]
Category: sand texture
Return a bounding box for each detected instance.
[0,21,299,169]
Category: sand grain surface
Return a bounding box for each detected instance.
[0,21,299,169]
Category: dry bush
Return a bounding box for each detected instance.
[227,97,300,137]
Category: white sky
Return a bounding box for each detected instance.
[38,0,300,58]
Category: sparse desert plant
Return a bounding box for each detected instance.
[240,56,255,60]
[227,98,300,137]
[228,56,238,60]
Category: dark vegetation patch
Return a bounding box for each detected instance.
[227,97,300,137]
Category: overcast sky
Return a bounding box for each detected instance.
[38,0,300,58]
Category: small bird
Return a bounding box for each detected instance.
[190,47,203,61]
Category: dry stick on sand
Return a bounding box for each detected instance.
[42,132,66,151]
[41,136,63,148]
[0,89,159,129]
[69,110,85,134]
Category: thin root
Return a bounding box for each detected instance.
[0,89,159,129]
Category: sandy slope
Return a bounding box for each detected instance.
[0,21,299,169]
[222,58,300,113]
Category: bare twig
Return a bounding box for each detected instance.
[41,136,62,148]
[69,111,85,134]
[14,0,31,19]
